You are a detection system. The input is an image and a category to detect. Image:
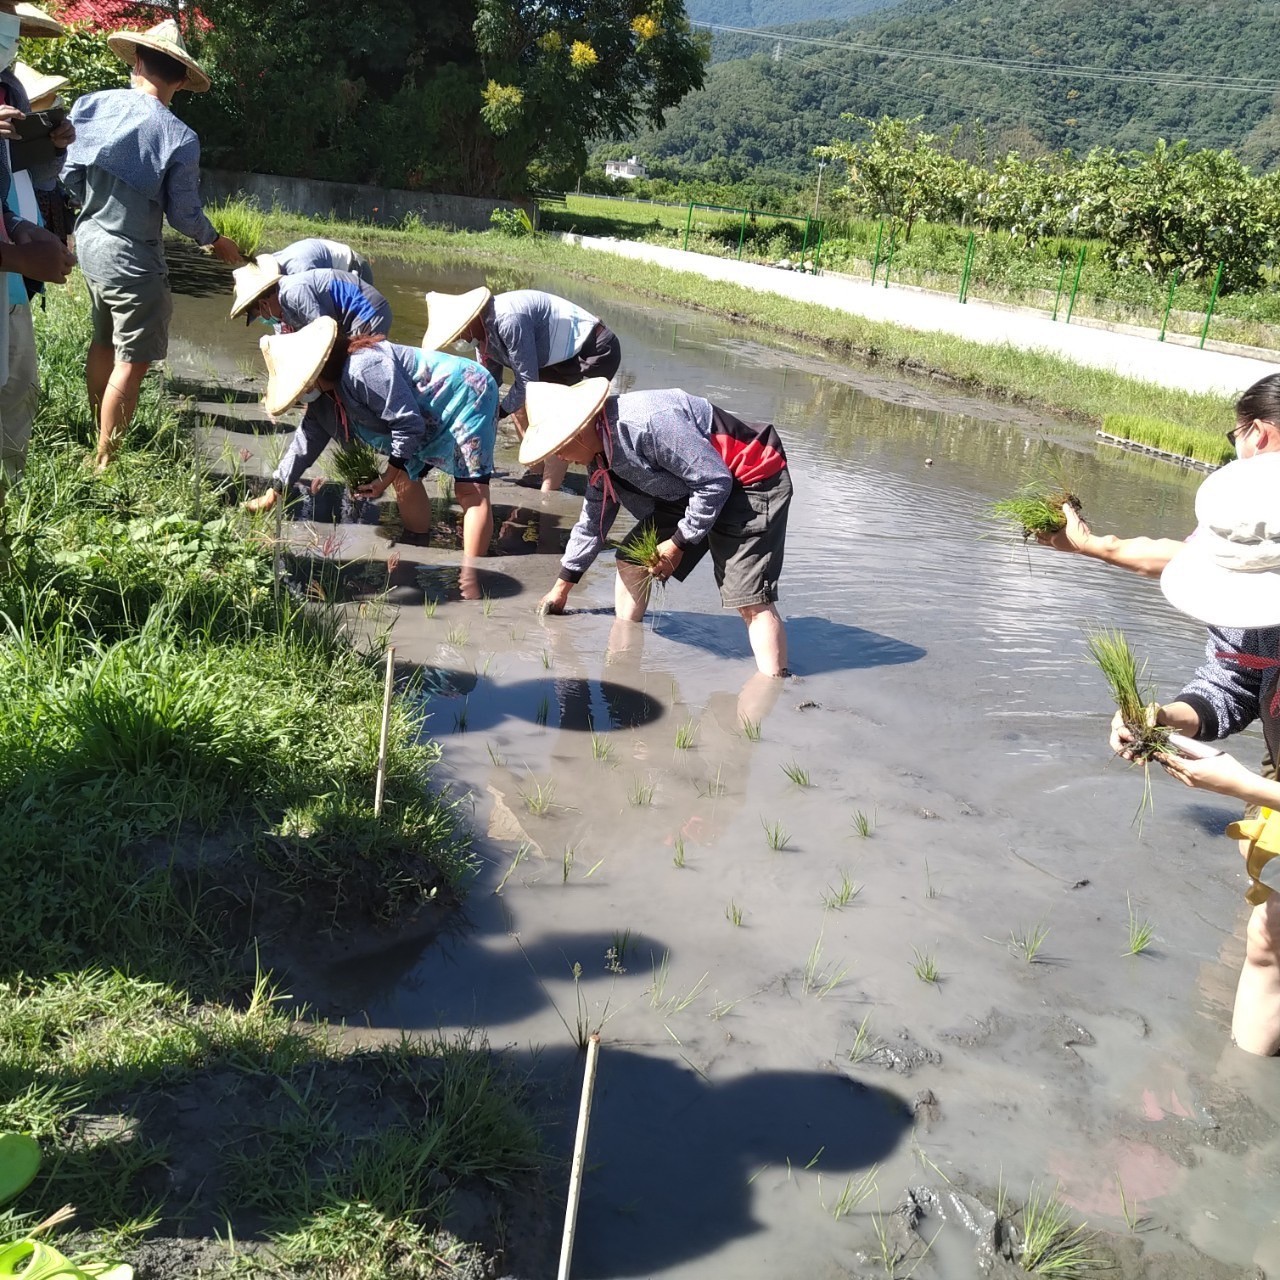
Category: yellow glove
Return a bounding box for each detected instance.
[1226,807,1280,905]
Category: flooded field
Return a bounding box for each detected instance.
[169,245,1279,1279]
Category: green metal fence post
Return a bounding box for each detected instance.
[870,218,884,284]
[682,201,694,252]
[800,215,812,262]
[736,207,749,261]
[1051,257,1069,320]
[1064,245,1086,324]
[814,221,825,274]
[1199,261,1225,349]
[1158,268,1181,342]
[958,232,975,303]
[883,225,897,288]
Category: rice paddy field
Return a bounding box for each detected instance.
[146,239,1280,1280]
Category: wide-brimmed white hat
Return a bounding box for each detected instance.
[1161,453,1280,628]
[229,256,281,321]
[261,318,338,417]
[518,379,612,466]
[12,61,67,110]
[422,286,491,352]
[108,18,211,93]
[10,4,63,39]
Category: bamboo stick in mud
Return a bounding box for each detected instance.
[557,1032,602,1280]
[374,647,395,817]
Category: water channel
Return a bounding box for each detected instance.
[169,245,1278,1279]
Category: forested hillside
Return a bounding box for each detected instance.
[685,0,898,29]
[636,0,1280,175]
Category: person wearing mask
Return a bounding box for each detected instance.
[422,286,622,493]
[0,4,78,496]
[229,259,391,336]
[62,18,241,471]
[526,379,793,678]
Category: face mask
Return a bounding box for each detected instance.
[299,388,321,405]
[0,13,21,69]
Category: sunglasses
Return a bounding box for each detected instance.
[1226,419,1258,448]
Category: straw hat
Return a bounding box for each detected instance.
[261,318,338,417]
[12,61,67,111]
[518,379,612,466]
[108,18,211,94]
[1161,453,1280,628]
[422,286,492,352]
[7,4,64,39]
[229,256,282,321]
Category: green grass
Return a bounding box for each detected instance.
[1103,412,1234,467]
[245,210,1234,438]
[0,280,540,1279]
[206,197,266,258]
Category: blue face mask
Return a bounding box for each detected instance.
[0,13,21,69]
[299,388,321,404]
[257,316,283,333]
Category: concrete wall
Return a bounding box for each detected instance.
[203,170,534,233]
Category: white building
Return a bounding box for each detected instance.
[604,155,647,181]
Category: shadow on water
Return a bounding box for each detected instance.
[166,240,237,299]
[414,674,664,732]
[1179,801,1246,837]
[651,611,927,674]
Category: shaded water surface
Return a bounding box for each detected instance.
[169,244,1277,1279]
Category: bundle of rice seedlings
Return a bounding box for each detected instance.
[327,440,381,491]
[990,484,1083,538]
[207,198,266,259]
[1086,626,1170,762]
[615,523,665,594]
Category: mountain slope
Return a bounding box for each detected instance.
[686,0,899,28]
[641,0,1280,175]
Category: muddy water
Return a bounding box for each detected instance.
[170,245,1280,1279]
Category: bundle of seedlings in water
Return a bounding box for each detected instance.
[615,524,665,595]
[1087,626,1170,762]
[990,482,1083,539]
[327,440,381,492]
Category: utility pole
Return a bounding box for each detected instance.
[812,160,827,220]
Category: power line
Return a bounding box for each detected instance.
[696,21,1280,94]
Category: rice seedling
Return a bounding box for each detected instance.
[726,900,744,927]
[453,700,469,732]
[423,598,438,619]
[590,731,614,762]
[781,760,811,787]
[924,859,939,899]
[911,947,940,985]
[1125,895,1155,955]
[206,197,266,258]
[1115,1172,1146,1233]
[672,834,686,867]
[629,776,655,806]
[1103,412,1234,467]
[610,929,632,971]
[989,482,1083,539]
[802,931,849,997]
[674,719,699,750]
[762,818,790,851]
[562,844,576,883]
[540,649,551,669]
[535,694,550,726]
[1008,921,1050,963]
[327,438,381,491]
[482,592,495,617]
[584,856,605,877]
[852,808,874,837]
[494,842,531,894]
[437,472,455,501]
[1086,626,1169,762]
[821,870,862,910]
[519,776,556,816]
[709,995,743,1020]
[1019,1183,1098,1276]
[694,764,727,798]
[847,1013,880,1064]
[822,1164,879,1221]
[447,624,470,647]
[739,715,762,741]
[616,523,665,596]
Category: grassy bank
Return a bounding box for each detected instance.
[252,209,1235,443]
[0,281,545,1278]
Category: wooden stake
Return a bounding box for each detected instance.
[557,1033,602,1280]
[373,646,395,817]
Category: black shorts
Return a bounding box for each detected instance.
[618,466,792,609]
[540,321,622,385]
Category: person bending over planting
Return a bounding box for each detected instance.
[423,286,622,493]
[246,317,497,562]
[528,379,793,678]
[266,237,374,285]
[230,260,391,336]
[62,19,242,470]
[1110,454,1280,1056]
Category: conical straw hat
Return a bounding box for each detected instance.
[518,379,612,466]
[421,286,491,352]
[108,18,211,94]
[11,4,63,38]
[229,256,282,320]
[12,61,68,110]
[261,318,338,417]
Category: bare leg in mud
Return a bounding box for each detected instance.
[1232,881,1280,1057]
